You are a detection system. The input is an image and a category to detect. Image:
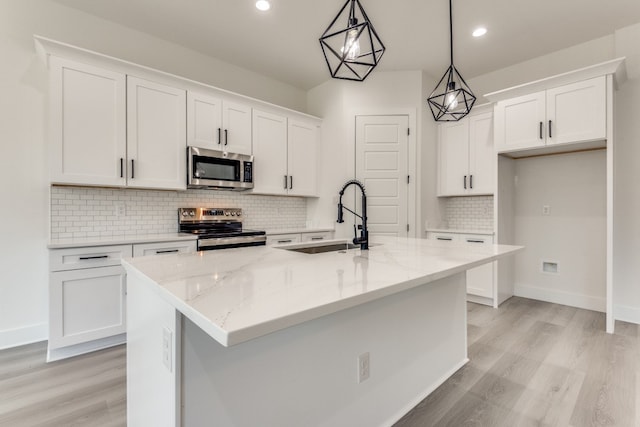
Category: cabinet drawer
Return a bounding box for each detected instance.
[301,231,334,243]
[427,232,459,242]
[133,241,197,257]
[266,234,301,246]
[50,245,133,272]
[461,234,493,245]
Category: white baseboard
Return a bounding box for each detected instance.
[0,323,48,350]
[614,304,640,325]
[46,333,126,362]
[514,284,605,312]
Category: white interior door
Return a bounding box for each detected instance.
[355,115,409,237]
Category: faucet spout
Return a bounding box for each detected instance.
[337,180,369,250]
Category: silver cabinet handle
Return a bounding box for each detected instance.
[437,237,453,241]
[277,239,293,244]
[548,120,552,138]
[466,239,485,244]
[311,237,324,241]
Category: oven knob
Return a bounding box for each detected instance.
[225,212,230,216]
[182,211,188,216]
[189,211,195,216]
[237,212,242,217]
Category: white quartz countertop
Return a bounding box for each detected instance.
[122,236,521,347]
[48,233,197,249]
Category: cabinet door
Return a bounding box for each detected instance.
[49,57,126,187]
[546,76,606,146]
[222,101,252,155]
[187,91,223,149]
[462,235,494,299]
[49,266,126,349]
[127,77,187,190]
[494,91,546,152]
[468,112,494,195]
[287,120,318,197]
[251,109,288,195]
[438,120,469,196]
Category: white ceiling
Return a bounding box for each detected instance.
[53,0,640,90]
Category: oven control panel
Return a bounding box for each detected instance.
[178,207,243,223]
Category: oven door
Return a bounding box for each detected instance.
[187,147,253,190]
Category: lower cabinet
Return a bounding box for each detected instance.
[427,231,497,307]
[266,231,334,246]
[48,239,196,361]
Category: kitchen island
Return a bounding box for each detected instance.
[122,236,521,427]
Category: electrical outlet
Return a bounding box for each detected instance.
[115,203,126,218]
[542,205,550,215]
[162,327,172,372]
[357,352,370,383]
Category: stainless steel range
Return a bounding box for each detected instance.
[178,208,266,251]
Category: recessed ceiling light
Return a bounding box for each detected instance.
[256,0,270,11]
[472,27,487,37]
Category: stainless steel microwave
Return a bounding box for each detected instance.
[187,147,254,190]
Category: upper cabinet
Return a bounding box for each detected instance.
[127,77,186,190]
[187,92,252,155]
[494,76,606,153]
[252,109,319,197]
[39,36,321,195]
[438,109,494,197]
[49,57,127,187]
[49,58,186,190]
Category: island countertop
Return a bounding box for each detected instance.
[121,236,521,347]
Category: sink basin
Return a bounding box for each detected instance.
[281,242,360,254]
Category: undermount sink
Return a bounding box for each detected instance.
[281,242,360,254]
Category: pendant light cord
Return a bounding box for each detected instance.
[449,0,453,65]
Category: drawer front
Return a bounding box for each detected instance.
[426,232,459,242]
[301,231,334,243]
[50,244,133,272]
[461,234,493,245]
[133,241,197,257]
[266,234,301,246]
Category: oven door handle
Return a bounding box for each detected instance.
[198,235,266,249]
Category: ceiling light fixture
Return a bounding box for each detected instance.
[319,0,385,82]
[255,0,270,11]
[472,27,487,37]
[427,0,476,121]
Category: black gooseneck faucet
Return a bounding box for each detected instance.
[337,180,368,250]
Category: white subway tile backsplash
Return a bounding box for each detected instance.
[50,186,308,239]
[443,196,493,231]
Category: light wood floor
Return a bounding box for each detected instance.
[1,297,637,426]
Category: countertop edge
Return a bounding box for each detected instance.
[48,233,198,249]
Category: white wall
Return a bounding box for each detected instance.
[0,0,308,349]
[512,151,607,311]
[307,70,440,239]
[613,23,640,323]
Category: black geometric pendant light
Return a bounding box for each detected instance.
[427,0,476,121]
[319,0,385,82]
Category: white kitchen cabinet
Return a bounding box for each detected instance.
[426,231,497,306]
[48,244,132,359]
[48,239,197,361]
[266,231,334,246]
[187,91,252,155]
[252,110,319,196]
[127,77,187,190]
[133,240,197,257]
[49,57,127,187]
[438,110,494,196]
[494,76,606,153]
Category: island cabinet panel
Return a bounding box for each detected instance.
[49,57,127,187]
[126,77,187,190]
[494,76,606,154]
[438,109,494,196]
